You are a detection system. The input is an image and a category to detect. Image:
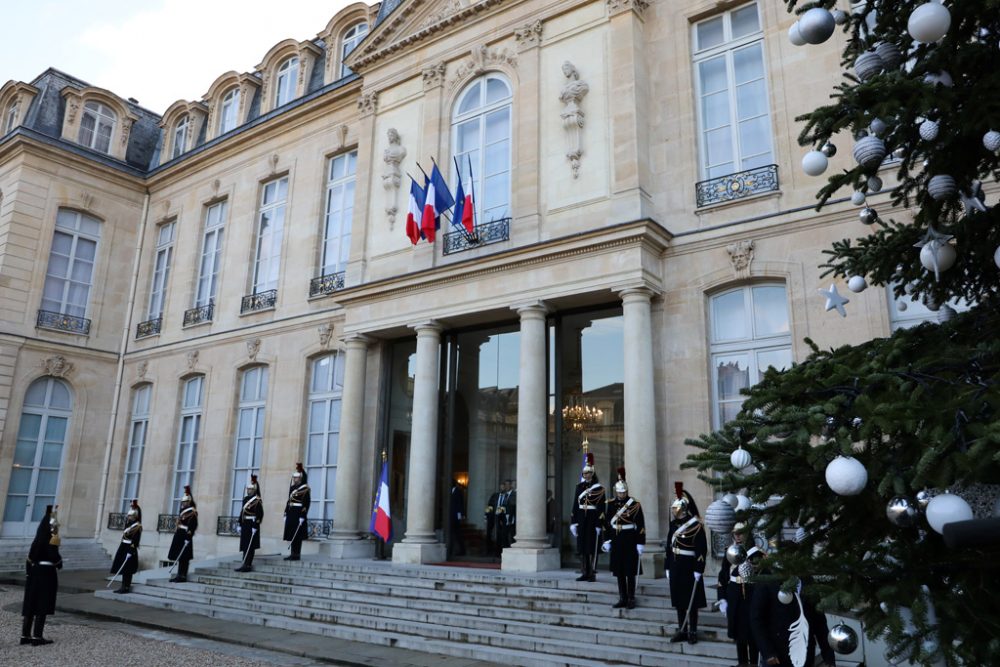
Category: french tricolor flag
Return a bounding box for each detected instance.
[369,460,392,542]
[420,170,438,243]
[406,178,424,245]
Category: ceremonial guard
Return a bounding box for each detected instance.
[283,463,310,560]
[667,483,706,643]
[601,468,645,609]
[449,480,466,557]
[236,474,263,572]
[111,500,142,594]
[717,523,763,667]
[484,483,502,555]
[570,453,605,582]
[168,486,198,583]
[751,572,837,667]
[21,505,62,645]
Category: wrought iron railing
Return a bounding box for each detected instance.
[241,289,277,314]
[695,164,779,208]
[107,512,129,530]
[136,317,162,338]
[217,515,241,536]
[442,217,511,255]
[157,513,178,533]
[183,302,214,327]
[36,309,91,335]
[309,271,346,298]
[307,519,335,539]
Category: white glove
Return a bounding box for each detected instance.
[719,599,728,615]
[299,517,305,524]
[602,540,612,553]
[457,513,463,520]
[693,572,702,582]
[570,524,578,537]
[636,544,644,555]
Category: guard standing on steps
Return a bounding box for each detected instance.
[495,480,512,551]
[21,505,62,646]
[666,482,706,644]
[283,463,310,560]
[484,482,503,556]
[602,468,645,609]
[111,500,142,594]
[717,522,763,667]
[168,486,198,583]
[570,453,605,582]
[236,475,263,572]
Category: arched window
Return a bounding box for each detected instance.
[306,354,345,522]
[218,87,240,134]
[172,376,204,513]
[451,74,512,226]
[3,377,72,529]
[340,22,369,78]
[79,100,117,154]
[230,366,268,514]
[4,100,18,134]
[171,114,189,159]
[275,57,299,107]
[120,384,151,511]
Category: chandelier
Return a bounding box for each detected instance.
[562,395,603,433]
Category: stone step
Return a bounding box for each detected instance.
[0,538,110,572]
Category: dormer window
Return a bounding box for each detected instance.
[79,101,117,154]
[219,87,240,134]
[340,23,368,78]
[3,100,17,134]
[172,114,190,159]
[275,57,299,107]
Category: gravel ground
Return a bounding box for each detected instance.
[0,587,322,666]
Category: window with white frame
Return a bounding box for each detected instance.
[171,115,189,159]
[693,2,774,180]
[78,101,117,154]
[4,100,18,134]
[340,22,369,78]
[451,73,512,225]
[230,366,268,514]
[887,285,971,331]
[171,376,203,513]
[306,354,344,521]
[41,209,102,319]
[709,284,792,428]
[219,87,240,134]
[252,178,288,294]
[120,384,151,512]
[320,151,356,277]
[275,57,299,107]
[194,201,226,307]
[147,221,175,320]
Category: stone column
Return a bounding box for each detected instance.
[324,334,375,558]
[502,303,560,572]
[393,321,446,564]
[620,287,664,577]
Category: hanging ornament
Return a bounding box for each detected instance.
[927,174,957,200]
[919,241,957,279]
[994,245,1000,269]
[960,180,988,215]
[923,294,941,312]
[821,141,837,157]
[853,135,887,170]
[867,175,883,193]
[919,119,940,142]
[851,190,866,206]
[777,589,795,605]
[854,51,884,82]
[847,276,868,293]
[723,493,739,509]
[892,147,906,160]
[802,150,829,176]
[788,22,807,46]
[859,207,878,225]
[869,118,888,136]
[937,304,957,322]
[874,42,904,69]
[794,526,808,543]
[924,71,953,87]
[903,280,918,295]
[925,492,973,534]
[818,283,850,317]
[731,447,752,470]
[896,300,908,312]
[832,9,848,25]
[908,1,952,43]
[725,543,748,565]
[825,456,868,496]
[735,494,751,512]
[829,623,860,654]
[984,130,1000,152]
[705,499,737,534]
[916,489,932,510]
[886,496,919,527]
[798,8,836,44]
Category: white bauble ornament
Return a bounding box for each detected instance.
[868,176,883,193]
[875,42,904,70]
[869,118,888,136]
[778,589,795,605]
[705,498,737,534]
[937,305,957,322]
[897,300,908,312]
[919,119,940,142]
[723,493,739,509]
[731,447,752,470]
[851,190,866,206]
[735,494,751,512]
[927,174,957,200]
[799,8,836,44]
[847,276,868,293]
[854,51,884,82]
[788,22,807,46]
[853,135,887,169]
[984,130,1000,152]
[994,245,1000,269]
[920,241,957,275]
[924,295,941,312]
[802,150,829,176]
[825,456,868,496]
[829,623,860,654]
[904,281,917,295]
[908,2,951,43]
[832,9,848,25]
[924,71,953,87]
[925,492,973,533]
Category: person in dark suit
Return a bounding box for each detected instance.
[449,480,466,557]
[571,453,605,582]
[602,468,645,609]
[283,463,310,560]
[717,523,763,667]
[667,483,707,644]
[236,475,263,572]
[168,486,198,583]
[111,500,142,594]
[484,482,504,555]
[21,505,62,645]
[495,480,514,551]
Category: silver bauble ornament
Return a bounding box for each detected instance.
[919,241,957,275]
[854,51,884,82]
[821,141,837,157]
[851,190,866,206]
[926,492,973,534]
[897,300,908,312]
[829,623,860,654]
[869,118,888,137]
[847,276,868,293]
[735,494,751,512]
[875,42,904,69]
[924,71,953,87]
[853,135,887,170]
[802,150,829,176]
[799,8,836,44]
[777,589,795,605]
[903,281,917,295]
[916,489,931,510]
[919,119,940,142]
[892,147,906,160]
[924,295,941,312]
[705,498,737,534]
[731,447,752,470]
[788,22,807,46]
[984,130,1000,152]
[868,175,883,193]
[794,526,808,543]
[938,304,957,322]
[908,2,952,43]
[726,543,748,565]
[832,9,848,25]
[825,456,868,496]
[859,207,878,225]
[927,174,957,200]
[723,493,739,509]
[886,496,919,528]
[994,245,1000,270]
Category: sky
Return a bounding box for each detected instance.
[1,0,358,115]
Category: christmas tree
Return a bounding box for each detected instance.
[684,3,1000,666]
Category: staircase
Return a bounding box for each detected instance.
[0,537,111,573]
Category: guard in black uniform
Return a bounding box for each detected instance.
[21,505,62,645]
[601,468,645,609]
[236,474,263,572]
[168,486,198,583]
[283,463,310,560]
[717,522,763,667]
[111,500,142,594]
[570,453,605,582]
[495,481,513,551]
[667,482,706,644]
[484,483,503,555]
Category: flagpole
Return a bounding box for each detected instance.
[467,155,479,242]
[452,156,475,244]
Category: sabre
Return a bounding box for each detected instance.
[678,577,700,633]
[240,527,258,567]
[591,526,601,573]
[107,552,132,588]
[286,517,305,551]
[167,540,190,574]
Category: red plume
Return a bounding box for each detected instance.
[131,499,139,509]
[184,485,191,494]
[585,453,594,465]
[295,462,304,473]
[617,467,626,481]
[674,481,684,500]
[251,474,258,483]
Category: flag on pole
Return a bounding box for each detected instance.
[370,459,392,542]
[406,177,425,245]
[420,166,438,242]
[430,162,455,227]
[452,157,475,234]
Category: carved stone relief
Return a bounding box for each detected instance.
[382,128,407,227]
[421,0,464,28]
[422,63,447,90]
[559,62,589,179]
[318,322,334,348]
[137,360,148,380]
[121,118,133,148]
[358,90,378,116]
[80,191,94,211]
[66,97,80,124]
[607,0,649,17]
[337,124,349,149]
[726,239,755,278]
[186,350,199,369]
[448,45,517,90]
[514,20,543,51]
[269,154,279,174]
[247,338,261,361]
[41,356,74,378]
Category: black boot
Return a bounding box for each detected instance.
[670,609,687,642]
[626,575,637,608]
[688,610,699,644]
[31,615,52,645]
[21,615,33,644]
[612,578,627,608]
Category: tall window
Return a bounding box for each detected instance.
[709,284,791,428]
[252,178,288,293]
[306,354,344,521]
[452,73,512,225]
[78,101,117,154]
[171,115,189,159]
[218,87,240,134]
[4,100,18,134]
[320,151,356,277]
[275,57,299,107]
[693,2,773,179]
[172,376,203,513]
[120,385,151,512]
[195,201,226,307]
[147,222,175,320]
[340,23,369,78]
[231,366,268,514]
[41,209,102,319]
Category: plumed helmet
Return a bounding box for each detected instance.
[246,473,259,496]
[48,506,61,546]
[614,467,628,495]
[292,462,307,484]
[126,499,141,522]
[181,485,195,508]
[581,452,595,474]
[670,482,689,515]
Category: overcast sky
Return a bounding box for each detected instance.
[1,0,358,115]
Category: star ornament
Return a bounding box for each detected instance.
[913,225,953,249]
[818,283,850,317]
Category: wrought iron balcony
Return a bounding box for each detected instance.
[157,513,178,533]
[136,317,162,339]
[442,217,511,255]
[216,515,240,536]
[183,302,214,327]
[307,519,335,539]
[695,164,779,208]
[36,309,91,335]
[107,512,129,530]
[309,271,346,298]
[241,289,277,314]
